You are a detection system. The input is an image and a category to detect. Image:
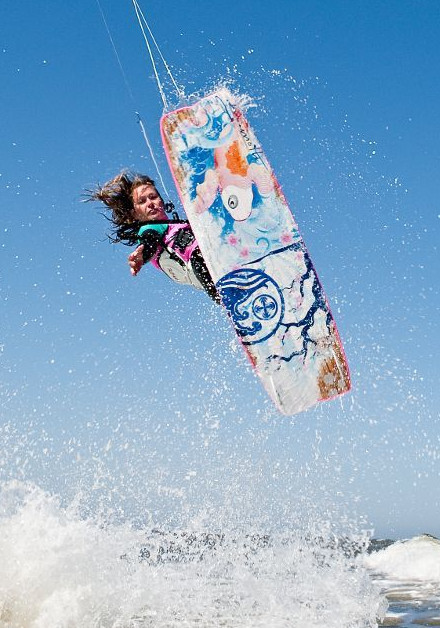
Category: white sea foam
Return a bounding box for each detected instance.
[0,481,147,627]
[0,481,383,628]
[364,534,440,583]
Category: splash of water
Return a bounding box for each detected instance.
[0,481,383,628]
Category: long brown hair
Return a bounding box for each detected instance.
[86,171,158,245]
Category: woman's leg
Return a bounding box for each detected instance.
[190,249,221,303]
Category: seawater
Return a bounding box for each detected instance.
[2,482,440,627]
[0,481,383,628]
[366,535,440,627]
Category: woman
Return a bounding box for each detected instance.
[88,171,219,301]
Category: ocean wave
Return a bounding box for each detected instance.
[364,534,440,583]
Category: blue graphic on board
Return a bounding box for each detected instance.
[216,269,284,345]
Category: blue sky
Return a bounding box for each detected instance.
[0,0,439,539]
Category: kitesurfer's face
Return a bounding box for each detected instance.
[132,183,167,221]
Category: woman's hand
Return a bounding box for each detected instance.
[128,244,145,276]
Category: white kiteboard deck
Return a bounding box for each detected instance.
[161,88,350,415]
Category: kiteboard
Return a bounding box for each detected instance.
[160,88,350,415]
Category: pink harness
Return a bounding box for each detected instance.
[148,222,204,290]
[150,223,198,269]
